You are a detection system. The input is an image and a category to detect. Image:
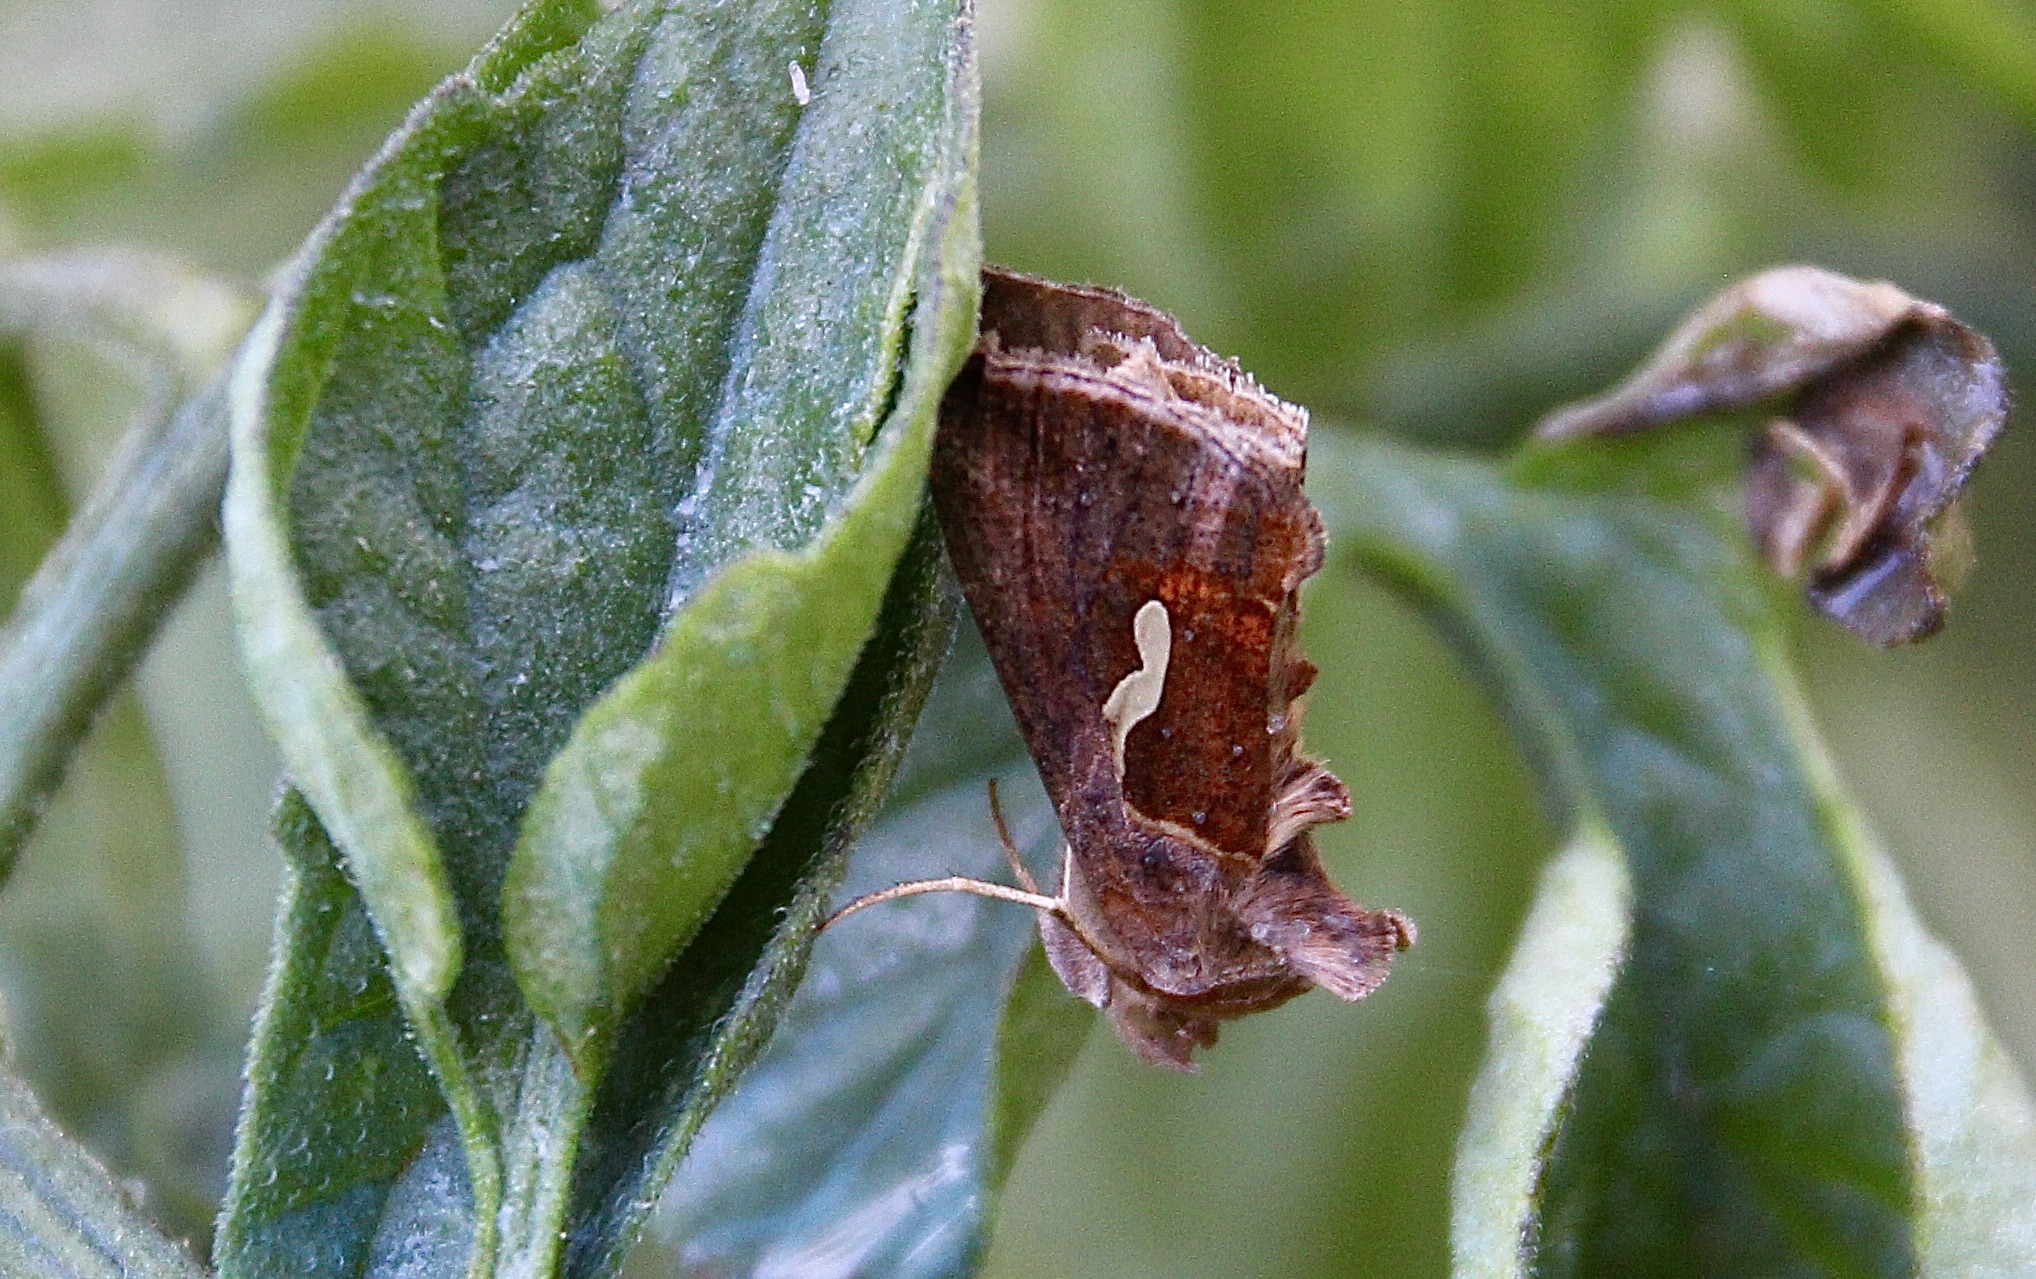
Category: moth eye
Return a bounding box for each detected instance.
[1192,811,1207,825]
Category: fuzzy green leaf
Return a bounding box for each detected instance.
[555,507,960,1278]
[1315,432,2036,1278]
[495,0,979,1063]
[1449,823,1631,1277]
[650,630,1094,1279]
[223,510,962,1279]
[214,792,462,1279]
[221,0,978,1271]
[0,1065,208,1279]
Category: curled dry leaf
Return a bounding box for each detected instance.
[1536,266,2009,644]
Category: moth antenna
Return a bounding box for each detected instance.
[821,844,1120,970]
[823,876,1064,931]
[986,778,1040,892]
[821,792,1124,973]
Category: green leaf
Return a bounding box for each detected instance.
[556,506,961,1278]
[503,162,977,1055]
[1450,823,1631,1277]
[215,791,463,1279]
[224,504,963,1278]
[1314,432,2036,1277]
[0,1063,208,1279]
[1784,678,2036,1276]
[650,629,1094,1279]
[223,0,977,1268]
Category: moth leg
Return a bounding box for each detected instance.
[986,777,1040,893]
[1106,988,1219,1072]
[1039,913,1112,1009]
[1034,845,1125,966]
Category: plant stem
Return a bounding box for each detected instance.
[0,380,230,868]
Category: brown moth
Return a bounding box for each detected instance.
[835,268,1413,1068]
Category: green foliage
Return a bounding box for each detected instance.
[0,1067,208,1279]
[975,5,2036,1274]
[1317,433,2036,1275]
[0,256,252,1249]
[646,630,1092,1279]
[218,0,979,1272]
[0,1,2033,1277]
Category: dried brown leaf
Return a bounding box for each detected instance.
[1536,266,2008,644]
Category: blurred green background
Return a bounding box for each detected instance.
[2,1,2032,1275]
